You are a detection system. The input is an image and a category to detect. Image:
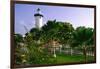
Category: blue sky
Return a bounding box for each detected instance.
[15,4,94,35]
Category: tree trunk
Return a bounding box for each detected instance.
[70,47,73,56]
[83,47,87,63]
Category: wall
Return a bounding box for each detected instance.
[0,0,100,69]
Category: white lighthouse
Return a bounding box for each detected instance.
[34,8,43,29]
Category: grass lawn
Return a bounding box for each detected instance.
[54,53,95,64]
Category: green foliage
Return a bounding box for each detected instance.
[27,42,56,64]
[14,20,95,65]
[41,20,74,44]
[14,34,23,45]
[72,26,94,46]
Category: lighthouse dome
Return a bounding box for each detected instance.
[34,8,43,17]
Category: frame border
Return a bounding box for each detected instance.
[11,0,96,68]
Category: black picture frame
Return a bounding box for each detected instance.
[11,0,96,68]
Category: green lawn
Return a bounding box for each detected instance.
[54,53,95,64]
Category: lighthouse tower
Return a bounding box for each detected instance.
[34,8,43,29]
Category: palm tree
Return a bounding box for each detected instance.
[72,26,94,62]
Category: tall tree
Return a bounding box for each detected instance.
[71,26,94,62]
[41,20,74,57]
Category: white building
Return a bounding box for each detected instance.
[34,8,43,29]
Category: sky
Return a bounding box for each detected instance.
[15,4,94,35]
